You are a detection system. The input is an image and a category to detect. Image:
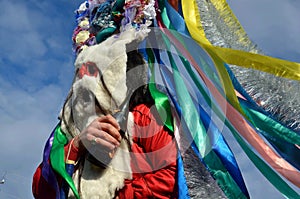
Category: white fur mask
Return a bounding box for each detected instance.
[60,27,147,137]
[60,27,148,199]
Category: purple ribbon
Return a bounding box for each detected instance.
[41,124,61,199]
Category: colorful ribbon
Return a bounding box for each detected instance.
[50,126,79,199]
[181,0,300,81]
[151,0,300,197]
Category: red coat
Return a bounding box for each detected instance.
[32,104,177,198]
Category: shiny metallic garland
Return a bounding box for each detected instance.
[196,0,300,132]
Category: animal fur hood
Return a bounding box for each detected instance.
[58,27,149,199]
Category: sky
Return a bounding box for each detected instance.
[0,0,299,198]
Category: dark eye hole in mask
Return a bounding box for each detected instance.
[82,89,93,102]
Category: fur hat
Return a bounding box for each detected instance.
[60,27,148,138]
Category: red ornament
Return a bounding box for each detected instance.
[78,62,99,79]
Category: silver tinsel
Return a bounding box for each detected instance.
[196,0,300,132]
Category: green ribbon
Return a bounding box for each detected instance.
[241,101,300,171]
[223,118,300,198]
[147,48,174,132]
[241,103,300,146]
[50,126,80,199]
[168,31,299,197]
[163,34,247,199]
[156,1,300,198]
[157,2,247,197]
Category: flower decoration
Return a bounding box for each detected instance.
[72,0,156,56]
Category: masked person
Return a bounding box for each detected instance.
[32,1,178,198]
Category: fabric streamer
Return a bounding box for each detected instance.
[41,125,60,199]
[194,0,300,132]
[50,126,79,199]
[39,0,300,198]
[152,0,300,196]
[164,0,298,193]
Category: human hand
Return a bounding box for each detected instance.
[73,115,121,154]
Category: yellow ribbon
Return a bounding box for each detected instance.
[182,0,300,81]
[182,0,244,114]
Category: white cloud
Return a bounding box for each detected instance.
[0,118,56,199]
[0,80,62,118]
[0,0,76,92]
[0,1,78,198]
[0,1,47,63]
[0,79,67,198]
[228,0,300,62]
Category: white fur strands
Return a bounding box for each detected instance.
[60,27,149,137]
[68,113,134,199]
[60,28,147,198]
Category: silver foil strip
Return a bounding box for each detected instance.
[196,0,300,131]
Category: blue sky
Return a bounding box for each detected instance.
[0,0,299,198]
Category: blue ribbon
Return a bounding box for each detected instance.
[41,124,60,199]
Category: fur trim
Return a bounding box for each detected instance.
[60,27,147,137]
[69,113,134,199]
[60,27,148,198]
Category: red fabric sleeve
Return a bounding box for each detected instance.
[32,164,56,199]
[64,138,81,162]
[118,104,177,199]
